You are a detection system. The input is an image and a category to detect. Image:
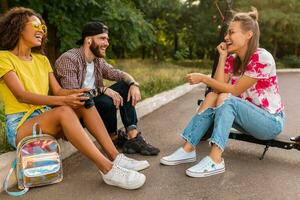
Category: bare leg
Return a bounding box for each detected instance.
[183,92,219,152]
[75,106,119,161]
[209,144,223,163]
[127,129,138,139]
[16,106,113,174]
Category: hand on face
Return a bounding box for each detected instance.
[217,42,228,57]
[127,85,141,106]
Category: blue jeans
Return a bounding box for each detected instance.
[5,107,50,149]
[181,95,285,151]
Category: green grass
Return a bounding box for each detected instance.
[0,101,13,153]
[0,59,210,154]
[109,59,210,99]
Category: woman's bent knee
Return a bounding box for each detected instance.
[55,106,77,119]
[216,93,230,107]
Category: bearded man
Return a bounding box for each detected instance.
[54,21,160,156]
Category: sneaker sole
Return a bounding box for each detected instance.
[123,148,160,156]
[133,162,150,171]
[160,157,196,166]
[103,175,146,190]
[185,167,225,178]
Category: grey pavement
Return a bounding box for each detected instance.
[1,72,300,200]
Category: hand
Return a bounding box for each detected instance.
[104,88,123,108]
[73,88,90,94]
[63,93,89,109]
[185,73,207,85]
[127,85,141,106]
[216,42,228,58]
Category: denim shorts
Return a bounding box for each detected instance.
[5,107,50,149]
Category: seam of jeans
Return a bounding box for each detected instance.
[126,125,137,132]
[209,138,225,152]
[181,134,197,148]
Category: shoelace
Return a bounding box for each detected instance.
[200,159,215,170]
[113,165,131,178]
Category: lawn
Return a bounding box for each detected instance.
[0,59,211,154]
[110,59,211,99]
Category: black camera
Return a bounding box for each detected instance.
[81,89,98,109]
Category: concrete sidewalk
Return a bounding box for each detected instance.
[0,83,200,192]
[1,72,300,199]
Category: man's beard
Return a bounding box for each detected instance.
[89,40,105,58]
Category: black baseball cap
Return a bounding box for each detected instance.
[76,21,108,45]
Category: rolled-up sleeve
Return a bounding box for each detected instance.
[100,59,125,81]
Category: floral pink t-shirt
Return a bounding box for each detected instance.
[224,48,284,114]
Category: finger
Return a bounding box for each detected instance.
[120,96,123,107]
[112,96,118,108]
[127,92,131,102]
[79,88,89,93]
[75,93,85,97]
[78,96,89,101]
[75,100,85,106]
[131,96,136,106]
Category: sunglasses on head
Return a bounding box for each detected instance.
[28,21,47,35]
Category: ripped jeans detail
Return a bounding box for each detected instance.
[181,95,284,152]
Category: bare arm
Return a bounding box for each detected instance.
[186,73,257,96]
[3,71,88,107]
[213,42,230,83]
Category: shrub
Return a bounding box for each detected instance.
[280,55,300,68]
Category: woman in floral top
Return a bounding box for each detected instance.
[160,8,284,177]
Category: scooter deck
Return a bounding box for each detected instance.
[229,129,300,151]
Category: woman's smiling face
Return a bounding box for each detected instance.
[224,21,252,55]
[21,15,46,48]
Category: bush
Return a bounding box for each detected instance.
[0,103,13,153]
[280,55,300,68]
[171,59,213,69]
[173,49,189,60]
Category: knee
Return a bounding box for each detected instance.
[56,106,76,119]
[216,93,230,107]
[98,99,116,113]
[206,92,219,100]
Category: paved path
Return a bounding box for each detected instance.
[1,73,300,200]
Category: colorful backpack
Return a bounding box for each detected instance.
[3,123,63,196]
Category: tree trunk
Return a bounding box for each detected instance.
[188,43,193,59]
[141,45,146,59]
[173,32,178,57]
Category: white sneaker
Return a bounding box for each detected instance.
[160,147,196,166]
[186,156,225,177]
[114,153,150,171]
[101,164,146,190]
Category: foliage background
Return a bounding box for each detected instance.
[1,0,300,152]
[1,0,299,65]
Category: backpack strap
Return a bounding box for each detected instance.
[32,123,42,137]
[3,159,29,196]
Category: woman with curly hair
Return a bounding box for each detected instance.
[0,7,148,190]
[160,8,284,177]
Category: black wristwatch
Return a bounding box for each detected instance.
[129,81,140,88]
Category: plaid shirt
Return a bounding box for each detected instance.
[54,47,131,89]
